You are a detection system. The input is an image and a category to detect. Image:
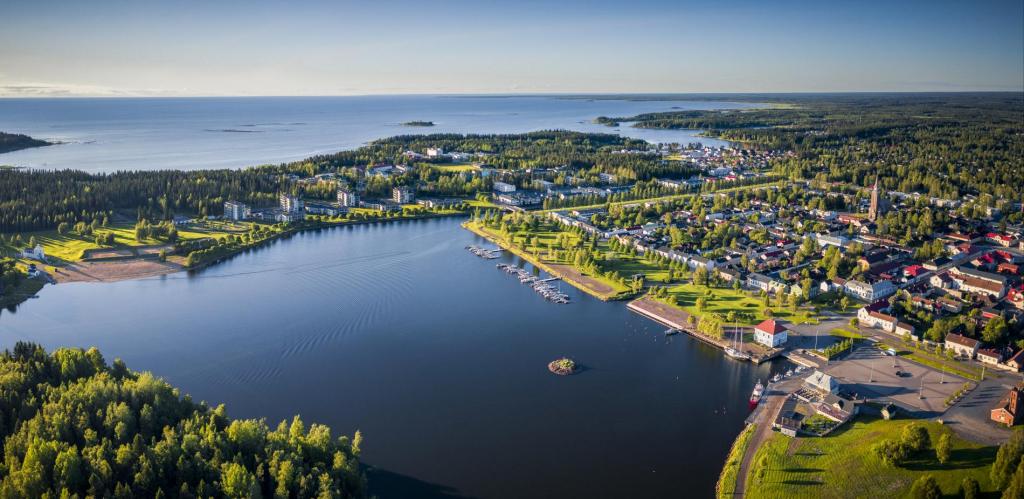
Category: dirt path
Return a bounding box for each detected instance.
[733,391,787,496]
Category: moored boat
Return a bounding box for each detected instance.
[749,380,765,406]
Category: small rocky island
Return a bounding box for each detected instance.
[0,132,52,154]
[401,120,435,127]
[548,357,578,376]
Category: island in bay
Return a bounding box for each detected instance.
[1,92,1023,498]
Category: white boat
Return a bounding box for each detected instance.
[725,347,751,360]
[664,328,681,336]
[724,326,750,360]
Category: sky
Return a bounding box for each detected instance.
[1,0,1022,97]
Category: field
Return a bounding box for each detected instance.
[435,162,479,173]
[662,282,817,327]
[0,220,252,264]
[745,417,998,499]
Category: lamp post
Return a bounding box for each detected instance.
[919,372,926,399]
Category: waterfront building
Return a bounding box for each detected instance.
[337,189,359,207]
[223,201,251,221]
[280,194,304,214]
[305,202,347,216]
[393,186,415,204]
[753,319,788,348]
[804,370,839,394]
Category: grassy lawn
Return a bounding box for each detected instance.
[662,282,817,327]
[435,162,479,173]
[746,417,998,499]
[0,221,252,263]
[717,424,756,499]
[829,327,865,340]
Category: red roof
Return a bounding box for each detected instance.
[755,319,787,336]
[904,264,925,277]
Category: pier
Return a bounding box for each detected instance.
[626,297,779,364]
[495,263,570,304]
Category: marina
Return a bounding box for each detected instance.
[495,263,570,304]
[466,244,503,259]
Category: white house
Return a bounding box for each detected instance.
[754,319,788,348]
[844,279,896,302]
[945,333,980,359]
[857,308,897,332]
[20,245,46,262]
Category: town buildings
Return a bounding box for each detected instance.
[393,186,415,204]
[223,201,251,221]
[280,194,304,214]
[337,189,359,207]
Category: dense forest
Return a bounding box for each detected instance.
[0,169,285,232]
[0,342,366,498]
[0,132,51,154]
[598,93,1024,202]
[0,131,662,232]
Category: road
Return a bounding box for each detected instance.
[733,377,803,496]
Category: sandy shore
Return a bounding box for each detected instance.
[52,259,184,283]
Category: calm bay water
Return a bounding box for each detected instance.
[0,218,785,498]
[0,95,747,172]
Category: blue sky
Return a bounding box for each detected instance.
[1,0,1021,96]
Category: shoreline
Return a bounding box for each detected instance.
[7,211,473,309]
[462,221,631,301]
[626,296,780,364]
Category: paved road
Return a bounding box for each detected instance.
[733,378,802,496]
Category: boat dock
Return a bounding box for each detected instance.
[465,245,502,259]
[496,263,570,304]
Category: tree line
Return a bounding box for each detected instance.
[0,342,367,498]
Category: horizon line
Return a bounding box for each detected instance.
[1,89,1023,100]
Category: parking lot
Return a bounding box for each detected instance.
[822,344,966,415]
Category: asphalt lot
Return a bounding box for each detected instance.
[822,344,965,415]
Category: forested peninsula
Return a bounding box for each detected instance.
[0,342,367,498]
[0,132,51,154]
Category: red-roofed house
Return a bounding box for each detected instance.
[754,319,788,348]
[903,265,926,278]
[987,232,1018,248]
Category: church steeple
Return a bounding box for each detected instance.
[868,175,881,222]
